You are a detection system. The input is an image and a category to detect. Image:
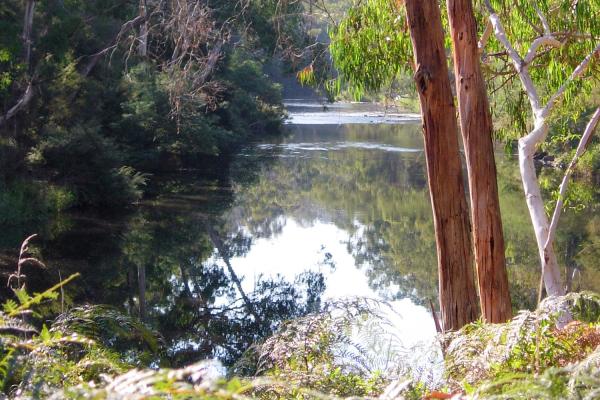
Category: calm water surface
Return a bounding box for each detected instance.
[1,100,597,368]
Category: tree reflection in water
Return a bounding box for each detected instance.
[1,113,600,368]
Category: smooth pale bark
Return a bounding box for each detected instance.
[0,81,34,128]
[539,108,600,301]
[485,0,600,297]
[545,108,600,249]
[446,0,512,323]
[405,0,479,332]
[22,0,35,70]
[139,0,149,57]
[520,123,564,296]
[1,1,37,129]
[5,11,145,124]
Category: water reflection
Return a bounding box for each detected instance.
[226,122,435,307]
[283,99,421,125]
[1,101,599,368]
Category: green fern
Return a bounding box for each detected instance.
[7,273,79,318]
[0,313,37,336]
[51,304,161,354]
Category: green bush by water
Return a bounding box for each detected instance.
[0,181,74,226]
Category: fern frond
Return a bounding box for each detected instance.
[0,313,38,336]
[8,273,80,317]
[53,360,225,400]
[51,304,161,353]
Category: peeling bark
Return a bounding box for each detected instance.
[405,0,479,332]
[447,0,512,323]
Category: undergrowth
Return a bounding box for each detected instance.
[445,292,600,399]
[3,236,600,399]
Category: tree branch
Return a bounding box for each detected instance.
[205,224,263,325]
[478,20,493,52]
[533,3,551,35]
[485,0,542,113]
[0,81,35,128]
[542,43,600,119]
[544,107,600,254]
[539,107,600,303]
[523,36,561,65]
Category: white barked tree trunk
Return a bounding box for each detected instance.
[485,0,600,297]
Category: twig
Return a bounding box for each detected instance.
[7,234,45,289]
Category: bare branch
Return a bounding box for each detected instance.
[544,107,600,253]
[485,2,542,113]
[22,0,36,70]
[523,36,561,65]
[64,15,144,104]
[542,43,600,118]
[478,20,492,52]
[533,3,552,35]
[205,224,263,325]
[0,81,35,128]
[539,107,600,302]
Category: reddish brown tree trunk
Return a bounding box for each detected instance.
[405,0,479,332]
[447,0,512,323]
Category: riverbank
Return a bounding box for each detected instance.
[2,259,600,399]
[2,99,600,360]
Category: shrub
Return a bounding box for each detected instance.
[28,124,146,207]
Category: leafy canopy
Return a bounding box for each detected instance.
[329,0,600,141]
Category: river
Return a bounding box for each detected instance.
[0,99,598,369]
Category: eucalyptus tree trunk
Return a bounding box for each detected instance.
[22,0,35,70]
[138,0,148,57]
[483,3,600,298]
[446,0,512,323]
[405,0,479,332]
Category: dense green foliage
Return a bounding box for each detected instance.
[0,0,309,211]
[329,0,599,135]
[3,257,600,399]
[3,117,600,399]
[327,0,600,301]
[327,0,600,184]
[2,1,600,398]
[328,0,412,99]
